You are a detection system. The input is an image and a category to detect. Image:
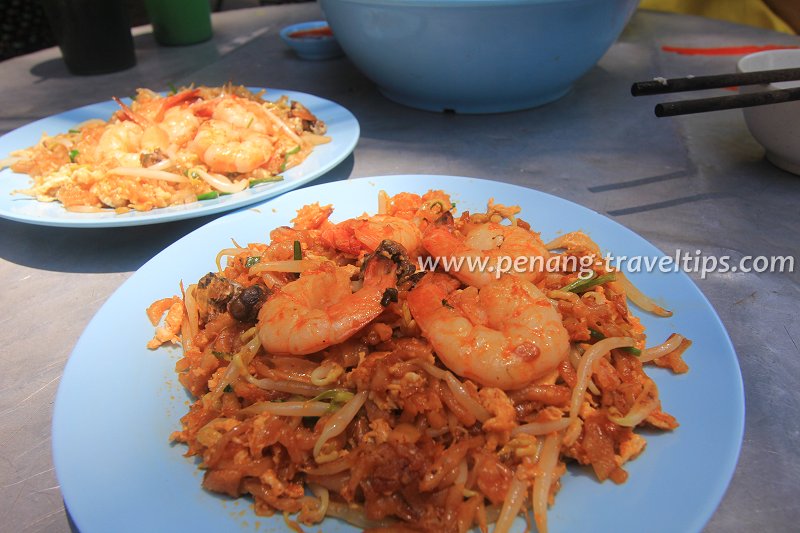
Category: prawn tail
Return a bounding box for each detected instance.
[112,96,150,127]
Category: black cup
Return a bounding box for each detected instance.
[41,0,136,75]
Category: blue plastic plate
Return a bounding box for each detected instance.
[52,175,744,532]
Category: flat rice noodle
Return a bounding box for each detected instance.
[570,337,635,419]
[508,383,571,407]
[247,415,285,455]
[305,471,350,494]
[419,437,479,492]
[242,479,304,514]
[473,451,513,506]
[205,419,252,468]
[203,468,244,497]
[456,495,481,533]
[436,380,477,427]
[581,414,627,483]
[325,500,397,530]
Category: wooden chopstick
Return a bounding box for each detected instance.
[631,67,800,96]
[654,86,800,117]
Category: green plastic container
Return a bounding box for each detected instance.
[145,0,212,46]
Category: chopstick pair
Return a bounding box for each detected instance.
[631,67,800,117]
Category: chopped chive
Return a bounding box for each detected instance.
[588,328,605,340]
[246,117,254,128]
[212,351,232,360]
[68,149,79,163]
[561,272,616,293]
[309,389,354,404]
[293,240,302,260]
[249,177,281,187]
[68,128,80,134]
[196,191,219,201]
[279,147,300,173]
[561,272,595,291]
[588,328,641,355]
[245,256,261,268]
[168,83,177,95]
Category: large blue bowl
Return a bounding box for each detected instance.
[320,0,639,113]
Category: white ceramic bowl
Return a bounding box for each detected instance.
[319,0,639,113]
[738,49,800,175]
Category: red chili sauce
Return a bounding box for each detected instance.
[289,26,333,39]
[662,44,799,56]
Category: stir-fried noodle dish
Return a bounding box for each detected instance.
[148,189,691,532]
[2,85,329,212]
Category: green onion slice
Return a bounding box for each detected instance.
[196,191,219,201]
[561,272,616,293]
[588,328,641,355]
[249,177,281,187]
[308,389,354,404]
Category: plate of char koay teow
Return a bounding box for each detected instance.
[0,84,359,227]
[52,175,743,533]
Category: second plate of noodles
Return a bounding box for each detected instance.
[52,175,744,533]
[0,86,359,227]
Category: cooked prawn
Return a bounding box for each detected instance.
[190,120,273,174]
[423,217,550,287]
[94,121,143,168]
[122,87,201,124]
[146,296,184,349]
[406,273,569,389]
[325,214,423,256]
[115,89,201,151]
[210,96,273,135]
[257,252,399,356]
[158,106,201,146]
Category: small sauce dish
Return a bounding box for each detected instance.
[280,21,343,61]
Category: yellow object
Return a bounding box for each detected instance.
[640,0,796,34]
